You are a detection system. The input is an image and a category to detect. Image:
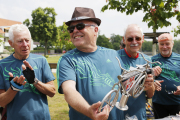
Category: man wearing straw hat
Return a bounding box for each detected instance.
[152,33,180,119]
[57,7,124,120]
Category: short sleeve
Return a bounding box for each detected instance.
[56,56,76,94]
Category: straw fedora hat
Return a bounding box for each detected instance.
[65,7,101,26]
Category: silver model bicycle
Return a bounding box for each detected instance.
[98,52,161,112]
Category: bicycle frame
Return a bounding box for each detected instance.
[98,51,161,112]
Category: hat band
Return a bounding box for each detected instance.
[71,16,92,21]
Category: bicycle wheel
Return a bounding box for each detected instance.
[98,89,119,113]
[132,75,146,98]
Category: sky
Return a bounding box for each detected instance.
[1,0,180,40]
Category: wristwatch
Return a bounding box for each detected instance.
[33,78,39,85]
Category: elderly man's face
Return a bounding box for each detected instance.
[124,26,144,55]
[69,20,98,51]
[10,30,31,60]
[159,40,174,57]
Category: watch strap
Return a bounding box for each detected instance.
[33,78,39,85]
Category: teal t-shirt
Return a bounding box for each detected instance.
[117,49,152,120]
[57,46,124,120]
[152,52,180,105]
[0,53,55,120]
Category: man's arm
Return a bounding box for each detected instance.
[22,60,56,97]
[144,74,155,98]
[62,80,110,120]
[33,81,56,97]
[0,73,26,107]
[0,89,17,107]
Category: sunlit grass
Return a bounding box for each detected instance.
[47,73,69,120]
[46,55,62,63]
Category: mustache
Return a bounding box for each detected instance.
[130,44,139,47]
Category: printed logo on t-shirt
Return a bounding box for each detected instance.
[72,57,116,87]
[33,66,38,70]
[153,62,179,82]
[106,59,112,63]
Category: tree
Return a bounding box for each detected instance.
[97,34,113,49]
[102,0,180,55]
[23,7,58,56]
[142,40,152,52]
[110,34,123,50]
[57,22,75,52]
[173,23,180,37]
[0,34,3,45]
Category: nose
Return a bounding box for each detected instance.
[162,44,167,48]
[132,38,137,43]
[73,27,79,33]
[22,40,28,46]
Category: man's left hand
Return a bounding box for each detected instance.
[22,60,35,84]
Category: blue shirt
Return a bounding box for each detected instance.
[0,53,55,120]
[152,52,180,105]
[57,46,124,120]
[117,49,152,120]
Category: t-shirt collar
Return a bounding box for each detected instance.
[124,48,139,58]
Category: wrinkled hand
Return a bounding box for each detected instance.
[174,86,180,95]
[22,60,35,84]
[154,80,164,91]
[153,66,162,77]
[144,74,154,91]
[88,101,110,120]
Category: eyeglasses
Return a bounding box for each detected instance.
[127,37,142,42]
[67,23,95,33]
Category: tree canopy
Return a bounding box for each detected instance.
[97,34,113,49]
[56,22,75,51]
[102,0,180,40]
[23,7,58,56]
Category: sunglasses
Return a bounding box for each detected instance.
[67,23,95,33]
[127,37,142,42]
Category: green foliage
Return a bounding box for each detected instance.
[172,40,180,53]
[142,40,152,52]
[173,24,180,37]
[56,22,75,51]
[30,50,44,53]
[102,0,180,34]
[110,34,123,50]
[23,7,58,56]
[0,34,3,46]
[97,34,113,49]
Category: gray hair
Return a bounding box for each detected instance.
[9,24,31,42]
[123,24,144,40]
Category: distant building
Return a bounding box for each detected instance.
[0,18,34,53]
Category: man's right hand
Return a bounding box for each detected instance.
[88,101,110,120]
[154,80,164,91]
[9,72,26,91]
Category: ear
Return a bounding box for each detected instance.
[94,27,98,36]
[8,40,14,48]
[123,37,125,44]
[94,26,98,33]
[142,35,144,43]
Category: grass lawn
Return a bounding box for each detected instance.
[47,73,69,120]
[46,55,62,63]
